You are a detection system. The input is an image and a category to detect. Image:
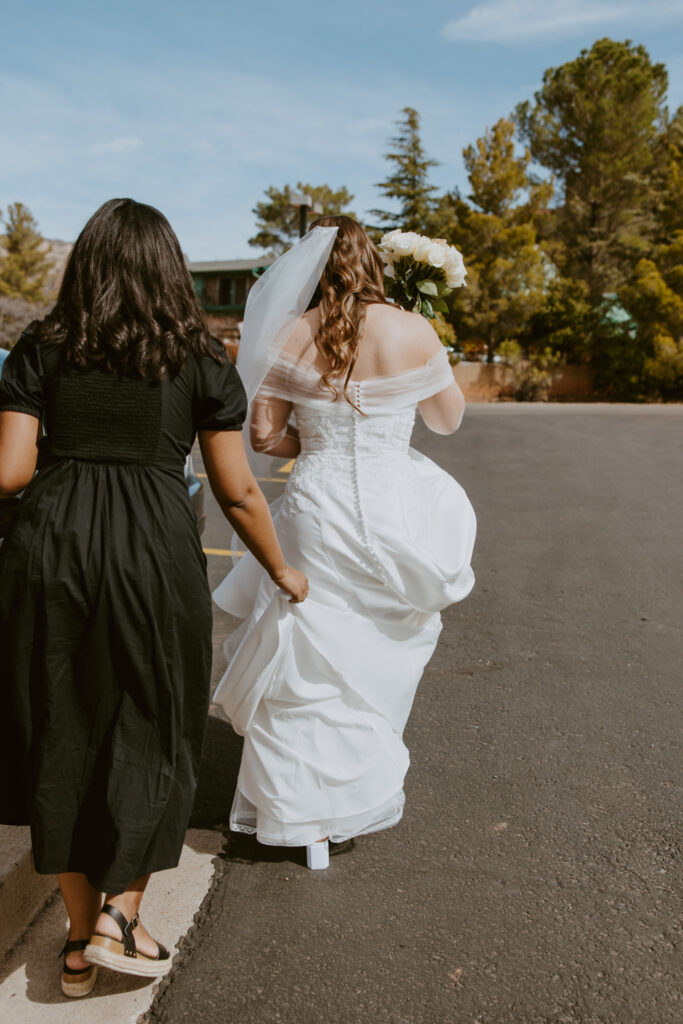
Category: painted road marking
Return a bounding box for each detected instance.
[203,548,245,557]
[196,472,285,484]
[280,459,295,473]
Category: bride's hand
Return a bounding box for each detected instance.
[272,566,309,603]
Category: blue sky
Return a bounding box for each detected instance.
[2,0,682,259]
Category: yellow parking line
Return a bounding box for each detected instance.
[203,548,245,557]
[196,472,285,483]
[279,459,295,473]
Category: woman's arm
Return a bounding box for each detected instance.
[250,394,300,458]
[0,411,40,498]
[418,380,465,435]
[199,428,307,603]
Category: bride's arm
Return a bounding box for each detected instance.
[418,379,465,434]
[414,327,465,434]
[199,429,307,602]
[250,394,301,458]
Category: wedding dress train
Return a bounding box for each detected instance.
[213,347,476,846]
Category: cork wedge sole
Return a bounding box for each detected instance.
[84,935,173,978]
[61,965,98,997]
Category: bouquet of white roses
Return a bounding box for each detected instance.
[379,230,467,319]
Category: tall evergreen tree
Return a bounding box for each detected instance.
[371,107,438,232]
[444,118,552,363]
[516,38,668,302]
[249,183,355,255]
[654,105,683,240]
[0,202,52,302]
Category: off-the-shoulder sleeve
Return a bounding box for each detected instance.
[361,347,456,410]
[256,356,336,407]
[408,347,455,402]
[257,359,294,401]
[194,349,248,431]
[0,327,45,418]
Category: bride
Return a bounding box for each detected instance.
[212,216,476,868]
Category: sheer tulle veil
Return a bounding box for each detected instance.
[236,225,338,471]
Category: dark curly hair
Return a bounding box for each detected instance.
[307,215,389,408]
[35,198,219,379]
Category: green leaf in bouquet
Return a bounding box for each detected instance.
[417,279,438,296]
[434,279,452,296]
[430,297,449,313]
[412,298,422,313]
[421,298,435,319]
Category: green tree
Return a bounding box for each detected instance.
[516,38,668,302]
[0,202,52,302]
[249,183,355,254]
[654,105,683,240]
[371,107,438,232]
[444,118,553,362]
[618,232,683,398]
[524,277,594,362]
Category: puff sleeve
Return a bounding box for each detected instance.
[193,346,248,432]
[0,326,45,419]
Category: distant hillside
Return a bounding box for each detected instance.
[0,239,73,348]
[42,239,73,296]
[0,236,72,298]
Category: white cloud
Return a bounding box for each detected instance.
[443,0,683,44]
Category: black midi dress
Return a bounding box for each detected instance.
[0,327,247,893]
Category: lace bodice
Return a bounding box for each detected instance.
[294,400,415,458]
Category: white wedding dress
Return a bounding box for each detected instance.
[213,345,476,846]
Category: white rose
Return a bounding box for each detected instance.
[384,262,395,278]
[394,232,420,256]
[446,270,466,288]
[412,236,432,261]
[427,244,447,268]
[379,230,400,254]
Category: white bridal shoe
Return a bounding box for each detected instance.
[306,840,330,870]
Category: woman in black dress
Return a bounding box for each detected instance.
[0,199,307,996]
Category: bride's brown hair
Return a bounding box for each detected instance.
[308,215,388,406]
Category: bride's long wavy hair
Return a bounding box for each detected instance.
[35,198,218,379]
[308,215,388,406]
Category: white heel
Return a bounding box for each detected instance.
[306,840,330,870]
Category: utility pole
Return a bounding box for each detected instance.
[290,193,323,237]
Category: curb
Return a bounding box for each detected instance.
[0,826,57,961]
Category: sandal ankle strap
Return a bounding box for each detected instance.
[59,937,89,959]
[98,902,139,959]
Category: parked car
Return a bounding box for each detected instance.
[185,453,206,535]
[0,350,206,537]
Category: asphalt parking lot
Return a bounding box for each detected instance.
[148,403,682,1024]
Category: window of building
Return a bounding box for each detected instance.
[233,276,248,306]
[218,277,233,306]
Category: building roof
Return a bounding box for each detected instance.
[187,257,273,273]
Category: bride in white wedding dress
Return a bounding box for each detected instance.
[213,217,476,867]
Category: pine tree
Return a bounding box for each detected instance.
[0,202,52,302]
[444,118,552,363]
[249,183,355,255]
[371,107,438,232]
[516,38,668,303]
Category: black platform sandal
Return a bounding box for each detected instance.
[84,903,172,978]
[60,938,98,998]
